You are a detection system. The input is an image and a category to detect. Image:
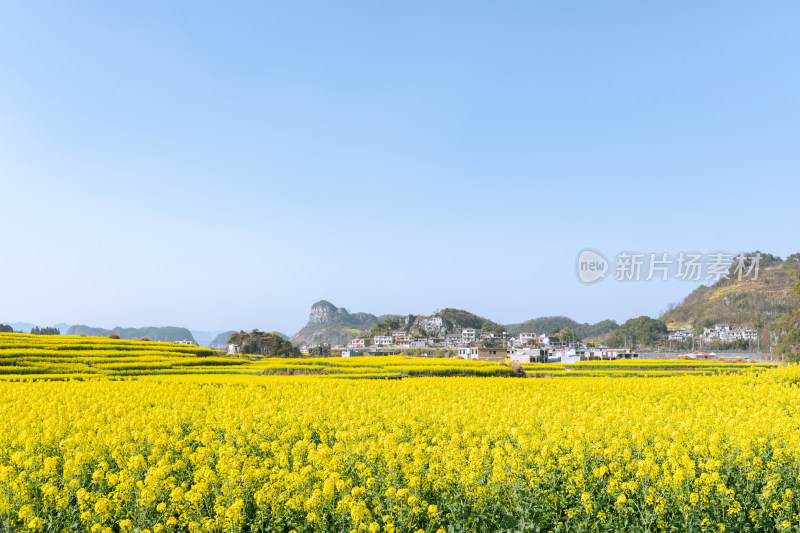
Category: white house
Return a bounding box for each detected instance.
[668,327,694,341]
[348,338,371,348]
[509,347,545,363]
[458,346,506,361]
[445,333,462,347]
[742,329,758,340]
[551,348,581,364]
[461,329,478,344]
[509,349,532,363]
[394,334,411,346]
[374,336,393,346]
[458,347,479,360]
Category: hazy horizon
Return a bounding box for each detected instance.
[2,2,799,334]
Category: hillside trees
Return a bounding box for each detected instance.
[607,316,668,349]
[554,327,580,343]
[506,316,617,339]
[436,308,504,334]
[772,271,800,362]
[229,330,301,358]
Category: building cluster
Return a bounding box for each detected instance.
[336,330,637,364]
[347,328,511,351]
[667,324,758,344]
[667,327,694,342]
[701,324,758,343]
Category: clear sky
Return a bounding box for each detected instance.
[1,2,798,334]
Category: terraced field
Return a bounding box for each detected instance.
[0,333,775,380]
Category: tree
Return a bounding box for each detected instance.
[369,317,402,337]
[480,337,498,348]
[308,344,331,357]
[555,327,580,344]
[607,316,668,349]
[0,324,12,333]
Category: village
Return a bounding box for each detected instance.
[292,321,762,364]
[667,324,760,350]
[302,328,641,364]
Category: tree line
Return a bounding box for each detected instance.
[31,326,60,335]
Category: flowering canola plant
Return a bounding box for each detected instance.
[1,366,800,532]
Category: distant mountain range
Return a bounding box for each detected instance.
[1,319,296,349]
[190,330,227,347]
[0,322,72,334]
[66,325,196,343]
[0,322,227,346]
[505,317,619,339]
[209,331,237,349]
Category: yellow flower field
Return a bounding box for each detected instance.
[2,365,800,532]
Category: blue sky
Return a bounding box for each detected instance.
[1,2,798,334]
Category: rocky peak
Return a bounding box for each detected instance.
[291,300,380,347]
[308,300,341,324]
[405,316,449,337]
